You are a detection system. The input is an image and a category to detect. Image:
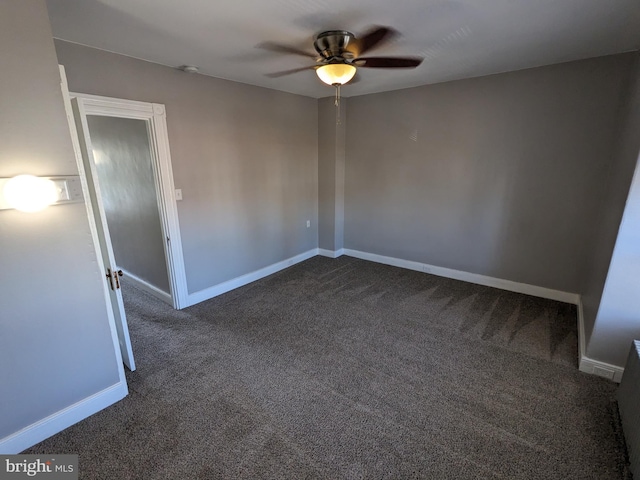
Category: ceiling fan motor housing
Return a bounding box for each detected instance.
[314,31,356,60]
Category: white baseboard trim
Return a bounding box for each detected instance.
[186,248,621,381]
[186,249,318,307]
[576,299,625,382]
[579,356,625,383]
[0,381,128,454]
[320,249,623,382]
[120,268,172,305]
[577,298,587,363]
[341,249,580,305]
[318,248,344,258]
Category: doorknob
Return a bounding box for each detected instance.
[106,268,124,290]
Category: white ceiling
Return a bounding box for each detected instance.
[46,0,640,99]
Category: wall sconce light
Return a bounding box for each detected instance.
[0,175,83,212]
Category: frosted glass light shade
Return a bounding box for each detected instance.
[316,64,357,86]
[3,175,58,212]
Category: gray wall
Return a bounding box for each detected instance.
[0,0,121,441]
[54,30,639,368]
[589,159,640,367]
[55,40,318,295]
[87,115,170,293]
[582,52,640,367]
[345,54,633,293]
[334,101,346,252]
[318,97,346,252]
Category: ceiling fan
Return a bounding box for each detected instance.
[259,26,423,91]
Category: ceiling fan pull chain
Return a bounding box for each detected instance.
[335,84,341,125]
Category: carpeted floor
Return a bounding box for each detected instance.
[26,256,630,479]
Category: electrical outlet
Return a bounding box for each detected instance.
[306,220,310,228]
[175,189,183,201]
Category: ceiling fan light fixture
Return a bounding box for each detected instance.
[316,63,356,86]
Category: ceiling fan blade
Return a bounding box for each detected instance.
[256,42,317,58]
[355,57,423,68]
[356,26,397,56]
[265,65,317,78]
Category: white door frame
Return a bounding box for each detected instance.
[70,92,188,310]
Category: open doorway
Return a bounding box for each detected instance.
[86,114,172,303]
[72,93,188,306]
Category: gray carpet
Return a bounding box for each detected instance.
[26,256,631,479]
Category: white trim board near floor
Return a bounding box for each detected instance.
[0,381,128,454]
[185,247,624,381]
[340,249,580,305]
[233,247,580,305]
[579,356,625,383]
[120,268,172,305]
[577,300,625,382]
[318,248,345,259]
[325,248,625,382]
[185,249,318,307]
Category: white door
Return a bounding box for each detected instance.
[71,97,136,371]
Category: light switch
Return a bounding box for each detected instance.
[175,189,183,201]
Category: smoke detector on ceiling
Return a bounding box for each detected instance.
[179,65,199,74]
